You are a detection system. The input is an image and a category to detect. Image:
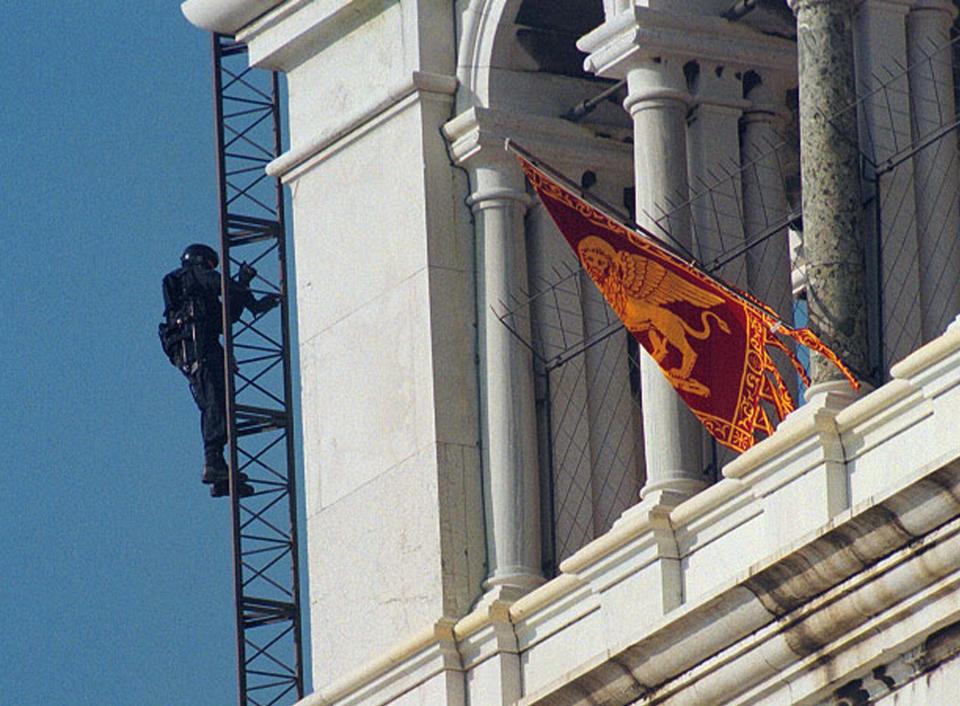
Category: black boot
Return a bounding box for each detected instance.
[210,473,255,498]
[202,453,229,484]
[202,464,227,485]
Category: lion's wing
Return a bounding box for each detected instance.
[618,251,725,308]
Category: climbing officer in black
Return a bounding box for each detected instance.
[160,243,279,498]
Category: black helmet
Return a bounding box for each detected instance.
[182,243,219,269]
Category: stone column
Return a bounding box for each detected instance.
[624,59,707,502]
[469,160,545,596]
[742,74,796,330]
[908,0,960,340]
[790,0,870,388]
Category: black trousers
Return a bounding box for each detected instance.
[187,343,227,464]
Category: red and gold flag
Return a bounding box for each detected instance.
[517,153,858,453]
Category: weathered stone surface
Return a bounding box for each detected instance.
[908,4,960,342]
[792,0,870,381]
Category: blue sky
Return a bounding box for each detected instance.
[1,4,308,704]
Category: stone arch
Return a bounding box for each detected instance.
[457,0,609,110]
[457,0,527,107]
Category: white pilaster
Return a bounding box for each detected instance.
[687,61,750,287]
[742,74,796,325]
[469,160,545,594]
[741,72,801,416]
[855,0,923,370]
[907,0,960,340]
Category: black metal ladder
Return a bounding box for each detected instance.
[211,33,305,706]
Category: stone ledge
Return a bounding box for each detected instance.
[294,322,960,706]
[293,460,960,705]
[294,619,457,706]
[266,72,458,182]
[580,5,797,79]
[442,106,633,176]
[522,467,960,705]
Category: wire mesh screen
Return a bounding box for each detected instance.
[820,32,960,377]
[680,130,799,326]
[522,210,645,567]
[501,31,960,567]
[514,131,803,564]
[674,115,803,449]
[531,278,644,565]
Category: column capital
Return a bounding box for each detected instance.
[854,0,916,16]
[580,6,796,82]
[693,63,751,113]
[788,0,857,13]
[623,86,693,116]
[741,106,790,127]
[442,106,634,180]
[742,72,793,123]
[911,0,958,16]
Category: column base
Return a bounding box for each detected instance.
[803,378,870,408]
[639,477,709,503]
[481,569,546,598]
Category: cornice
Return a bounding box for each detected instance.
[911,0,959,16]
[789,0,856,11]
[236,0,380,70]
[266,71,458,182]
[579,7,797,80]
[441,106,633,175]
[180,0,285,34]
[523,463,960,704]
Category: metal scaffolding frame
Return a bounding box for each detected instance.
[212,33,304,706]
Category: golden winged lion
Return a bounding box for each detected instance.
[578,236,731,397]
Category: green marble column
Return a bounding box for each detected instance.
[790,0,870,383]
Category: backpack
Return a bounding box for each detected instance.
[159,269,202,374]
[158,319,190,371]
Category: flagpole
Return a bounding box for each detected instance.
[504,138,795,331]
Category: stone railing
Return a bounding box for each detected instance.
[296,315,960,705]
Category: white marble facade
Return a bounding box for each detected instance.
[181,1,960,704]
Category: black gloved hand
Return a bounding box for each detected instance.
[238,263,258,287]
